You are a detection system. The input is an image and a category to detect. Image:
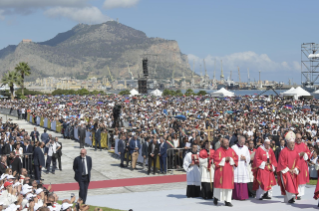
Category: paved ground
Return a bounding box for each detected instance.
[85,185,318,211]
[0,114,186,199]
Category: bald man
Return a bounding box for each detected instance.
[73,149,92,204]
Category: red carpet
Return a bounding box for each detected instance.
[45,174,186,192]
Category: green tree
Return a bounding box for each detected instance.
[197,90,208,95]
[185,89,195,96]
[14,62,31,96]
[119,90,130,95]
[1,71,22,100]
[163,89,174,96]
[77,88,90,96]
[175,89,183,96]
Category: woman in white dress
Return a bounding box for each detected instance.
[309,150,318,179]
[15,142,24,163]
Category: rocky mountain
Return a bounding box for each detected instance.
[0,21,193,81]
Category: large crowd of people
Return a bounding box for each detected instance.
[1,94,319,208]
[0,117,98,211]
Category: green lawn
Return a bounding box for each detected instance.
[57,201,124,211]
[308,179,318,185]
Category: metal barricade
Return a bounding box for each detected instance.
[166,148,190,174]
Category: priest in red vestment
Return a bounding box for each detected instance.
[213,138,238,207]
[277,131,300,204]
[294,133,310,200]
[252,138,277,200]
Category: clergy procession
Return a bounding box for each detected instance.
[184,130,319,207]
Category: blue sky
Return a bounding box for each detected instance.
[0,0,317,83]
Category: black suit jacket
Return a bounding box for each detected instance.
[4,144,13,155]
[31,131,40,141]
[78,127,86,140]
[23,145,33,154]
[33,147,45,166]
[73,156,92,182]
[148,141,159,157]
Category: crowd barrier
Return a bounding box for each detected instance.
[2,110,109,149]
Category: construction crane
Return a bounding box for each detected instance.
[203,59,208,78]
[238,67,241,87]
[213,60,216,81]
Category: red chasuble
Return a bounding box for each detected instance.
[252,147,277,191]
[276,147,300,195]
[213,147,238,189]
[294,142,310,185]
[199,149,215,170]
[314,170,319,199]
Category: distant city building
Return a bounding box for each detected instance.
[22,39,32,44]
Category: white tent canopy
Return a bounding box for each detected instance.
[282,87,295,96]
[283,86,310,99]
[313,89,319,94]
[129,89,139,96]
[150,89,162,96]
[211,88,235,97]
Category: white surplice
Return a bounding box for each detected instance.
[183,152,201,186]
[199,157,215,183]
[231,144,250,183]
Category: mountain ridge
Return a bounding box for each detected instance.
[0,21,193,81]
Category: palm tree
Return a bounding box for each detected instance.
[15,62,31,96]
[1,71,22,100]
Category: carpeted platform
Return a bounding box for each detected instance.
[46,174,186,191]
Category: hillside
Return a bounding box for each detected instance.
[0,21,193,81]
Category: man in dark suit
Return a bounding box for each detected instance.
[40,129,49,143]
[8,151,22,175]
[142,137,150,170]
[78,124,86,148]
[33,142,45,181]
[4,140,14,155]
[158,137,168,174]
[73,148,92,204]
[31,127,40,142]
[94,125,102,151]
[129,135,141,170]
[275,139,285,162]
[55,137,63,171]
[23,140,33,173]
[148,138,159,175]
[117,134,127,167]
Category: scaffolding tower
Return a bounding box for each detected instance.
[301,43,319,87]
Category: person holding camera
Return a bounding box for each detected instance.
[45,137,61,174]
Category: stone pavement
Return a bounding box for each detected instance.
[0,114,186,199]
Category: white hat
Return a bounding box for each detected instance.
[6,175,15,180]
[13,182,21,188]
[26,193,36,201]
[285,131,296,142]
[61,203,73,210]
[20,188,32,195]
[34,203,42,211]
[0,202,3,206]
[23,184,32,190]
[36,188,43,195]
